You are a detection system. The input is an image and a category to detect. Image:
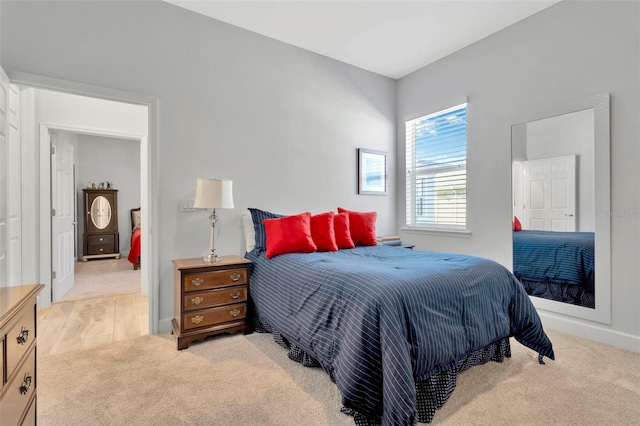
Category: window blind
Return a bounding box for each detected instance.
[406,104,467,229]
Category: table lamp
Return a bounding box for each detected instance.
[193,178,234,262]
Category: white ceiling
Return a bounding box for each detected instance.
[165,0,559,79]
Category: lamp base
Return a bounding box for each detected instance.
[202,253,220,263]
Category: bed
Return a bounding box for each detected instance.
[245,210,554,425]
[512,230,594,308]
[128,207,141,270]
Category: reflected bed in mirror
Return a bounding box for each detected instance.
[511,93,610,324]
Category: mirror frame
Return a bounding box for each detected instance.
[511,93,610,324]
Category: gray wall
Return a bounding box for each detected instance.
[75,134,141,256]
[1,1,397,330]
[397,1,639,343]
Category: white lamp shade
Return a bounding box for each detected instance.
[193,178,234,209]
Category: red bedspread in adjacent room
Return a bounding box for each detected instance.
[128,227,141,267]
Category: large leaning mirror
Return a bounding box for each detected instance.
[511,93,610,324]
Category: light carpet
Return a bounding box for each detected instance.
[38,329,640,425]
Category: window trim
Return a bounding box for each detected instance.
[405,103,468,231]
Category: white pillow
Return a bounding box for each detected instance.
[241,212,256,253]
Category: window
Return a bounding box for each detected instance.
[405,103,467,230]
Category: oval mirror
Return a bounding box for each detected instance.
[91,195,112,230]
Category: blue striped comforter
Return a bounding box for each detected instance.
[246,246,554,425]
[513,230,594,293]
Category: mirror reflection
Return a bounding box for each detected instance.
[511,109,595,309]
[91,195,112,230]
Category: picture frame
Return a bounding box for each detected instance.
[357,148,387,195]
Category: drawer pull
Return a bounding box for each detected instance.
[17,327,29,345]
[192,278,204,287]
[191,296,204,306]
[230,291,241,299]
[230,308,241,317]
[20,373,32,395]
[99,248,104,252]
[191,315,204,325]
[230,273,241,282]
[99,237,104,242]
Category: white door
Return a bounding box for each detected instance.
[51,132,76,301]
[8,83,22,285]
[0,67,8,287]
[523,155,576,231]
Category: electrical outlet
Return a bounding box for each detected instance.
[180,199,195,212]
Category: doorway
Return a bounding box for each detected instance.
[51,130,143,303]
[10,72,159,334]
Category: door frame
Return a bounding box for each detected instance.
[8,70,160,334]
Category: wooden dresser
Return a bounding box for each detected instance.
[0,284,45,426]
[172,255,253,350]
[81,188,120,261]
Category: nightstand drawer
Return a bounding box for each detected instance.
[183,286,248,312]
[183,303,247,331]
[6,307,35,379]
[184,268,248,292]
[0,348,36,426]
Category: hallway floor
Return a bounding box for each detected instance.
[37,258,148,355]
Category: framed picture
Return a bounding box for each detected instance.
[357,148,387,195]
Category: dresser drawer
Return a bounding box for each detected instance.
[0,348,36,426]
[87,234,115,246]
[183,303,247,331]
[183,286,247,312]
[184,268,248,292]
[21,397,36,426]
[1,335,5,393]
[87,242,116,255]
[6,307,35,378]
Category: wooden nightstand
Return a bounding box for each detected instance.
[172,255,252,350]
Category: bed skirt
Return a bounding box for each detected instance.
[254,311,511,425]
[519,279,595,308]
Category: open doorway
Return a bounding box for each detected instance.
[52,130,142,303]
[29,89,150,352]
[10,72,159,336]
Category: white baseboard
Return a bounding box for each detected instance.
[538,311,640,353]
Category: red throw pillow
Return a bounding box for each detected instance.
[337,208,377,246]
[264,212,317,258]
[513,216,522,231]
[311,212,338,252]
[334,212,355,249]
